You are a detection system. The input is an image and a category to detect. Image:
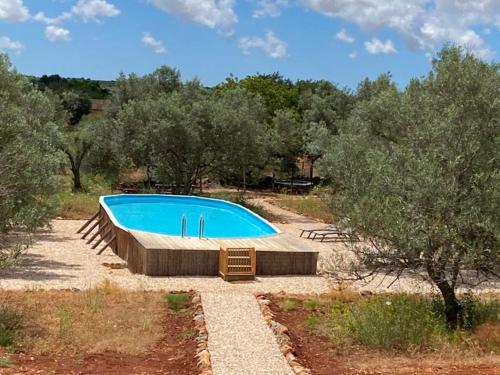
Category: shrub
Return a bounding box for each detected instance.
[165,293,189,311]
[303,298,322,311]
[431,294,500,331]
[0,307,23,347]
[345,295,445,351]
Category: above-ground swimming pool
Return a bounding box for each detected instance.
[101,194,280,239]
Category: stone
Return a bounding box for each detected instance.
[193,314,205,321]
[196,349,211,368]
[280,344,293,355]
[285,352,296,362]
[258,299,271,305]
[273,322,288,335]
[192,295,201,304]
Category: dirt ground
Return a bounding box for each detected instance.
[0,290,198,374]
[269,298,500,375]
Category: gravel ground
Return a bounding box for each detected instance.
[0,220,330,294]
[252,198,500,295]
[202,291,293,375]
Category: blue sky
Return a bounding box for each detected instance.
[0,0,499,88]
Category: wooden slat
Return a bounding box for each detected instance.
[96,234,116,255]
[77,211,99,233]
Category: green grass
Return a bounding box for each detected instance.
[291,293,500,353]
[165,293,189,311]
[0,307,23,347]
[276,195,333,223]
[56,174,113,219]
[303,298,322,311]
[345,295,446,351]
[0,357,11,368]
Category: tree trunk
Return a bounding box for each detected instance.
[72,167,82,191]
[436,279,462,329]
[243,170,247,193]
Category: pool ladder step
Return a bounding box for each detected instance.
[180,215,205,239]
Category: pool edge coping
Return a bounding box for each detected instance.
[99,193,282,240]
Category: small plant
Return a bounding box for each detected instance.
[0,357,10,368]
[303,298,322,311]
[279,299,300,311]
[165,293,189,311]
[56,306,73,343]
[305,316,320,327]
[0,307,23,347]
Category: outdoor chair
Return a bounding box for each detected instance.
[300,225,340,239]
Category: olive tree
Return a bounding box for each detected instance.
[316,47,499,328]
[0,55,62,266]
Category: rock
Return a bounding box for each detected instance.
[258,299,271,305]
[285,352,296,363]
[192,295,201,304]
[273,322,288,335]
[360,290,373,297]
[196,349,211,368]
[280,344,293,355]
[193,314,205,321]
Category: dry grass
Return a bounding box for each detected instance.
[0,281,166,355]
[275,195,333,223]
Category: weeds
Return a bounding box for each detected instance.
[279,299,300,311]
[0,357,10,368]
[276,195,333,223]
[56,306,73,343]
[0,307,22,347]
[303,298,322,311]
[165,293,189,311]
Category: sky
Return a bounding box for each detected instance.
[0,0,499,88]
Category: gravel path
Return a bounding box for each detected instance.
[202,291,293,375]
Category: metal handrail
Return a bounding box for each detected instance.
[199,215,205,239]
[181,214,187,238]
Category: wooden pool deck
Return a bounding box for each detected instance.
[95,205,319,277]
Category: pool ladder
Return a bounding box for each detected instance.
[180,215,205,239]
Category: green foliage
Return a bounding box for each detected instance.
[36,74,110,99]
[303,298,322,311]
[0,357,10,368]
[0,54,62,234]
[317,46,500,327]
[0,306,23,347]
[165,293,189,311]
[215,73,299,121]
[345,295,446,351]
[431,294,500,331]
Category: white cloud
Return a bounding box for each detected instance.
[364,38,397,54]
[0,0,29,22]
[0,36,23,54]
[335,28,354,43]
[253,0,288,19]
[150,0,237,35]
[348,51,357,59]
[142,32,167,53]
[72,0,120,22]
[45,26,71,42]
[300,0,498,59]
[33,11,72,25]
[238,31,287,58]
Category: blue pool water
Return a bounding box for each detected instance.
[101,195,279,239]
